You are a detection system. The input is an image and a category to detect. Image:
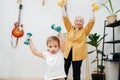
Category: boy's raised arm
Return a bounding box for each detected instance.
[29,39,44,58]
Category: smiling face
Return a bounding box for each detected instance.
[46,36,60,54]
[74,16,84,29]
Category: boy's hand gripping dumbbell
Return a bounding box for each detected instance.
[51,24,61,32]
[24,32,32,45]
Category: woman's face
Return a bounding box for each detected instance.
[47,40,59,54]
[74,16,84,29]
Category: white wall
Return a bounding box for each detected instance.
[0,0,120,79]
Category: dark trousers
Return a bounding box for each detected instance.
[64,49,83,80]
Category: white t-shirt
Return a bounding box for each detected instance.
[43,50,66,80]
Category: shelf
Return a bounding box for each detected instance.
[104,40,120,43]
[103,58,120,62]
[103,19,120,80]
[110,52,120,54]
[106,20,120,27]
[103,52,120,62]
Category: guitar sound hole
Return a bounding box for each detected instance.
[17,28,20,31]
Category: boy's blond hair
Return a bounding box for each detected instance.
[46,36,60,47]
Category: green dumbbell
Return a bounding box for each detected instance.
[51,24,61,32]
[24,32,32,45]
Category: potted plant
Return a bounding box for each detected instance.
[87,33,107,80]
[101,0,120,24]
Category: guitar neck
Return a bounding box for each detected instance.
[18,4,23,24]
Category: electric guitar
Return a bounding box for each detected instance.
[11,3,24,48]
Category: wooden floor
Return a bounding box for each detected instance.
[0,78,74,80]
[0,78,90,80]
[0,78,43,80]
[0,78,73,80]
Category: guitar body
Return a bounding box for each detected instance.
[12,22,24,38]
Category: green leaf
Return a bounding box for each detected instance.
[101,3,112,14]
[91,59,97,64]
[87,41,97,47]
[98,65,105,71]
[88,34,94,41]
[97,50,102,54]
[97,34,108,43]
[88,50,95,54]
[108,0,113,14]
[115,9,120,14]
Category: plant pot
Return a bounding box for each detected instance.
[106,15,117,25]
[91,71,106,80]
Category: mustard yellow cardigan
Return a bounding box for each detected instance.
[63,16,95,61]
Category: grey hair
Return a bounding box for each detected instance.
[74,16,84,23]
